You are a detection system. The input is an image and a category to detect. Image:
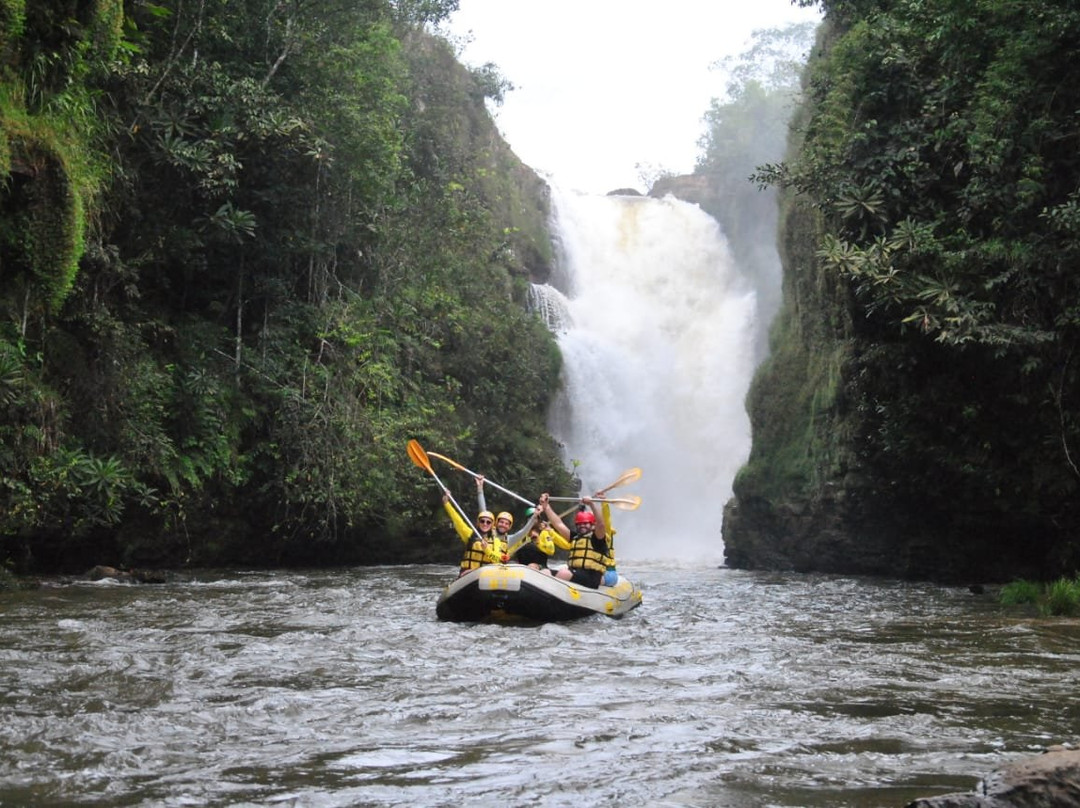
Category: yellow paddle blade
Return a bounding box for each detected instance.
[407,439,433,473]
[601,495,641,511]
[597,467,642,496]
[427,451,468,473]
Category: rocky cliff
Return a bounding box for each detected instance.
[716,7,1080,584]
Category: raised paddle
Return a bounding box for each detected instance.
[545,468,642,506]
[534,468,642,511]
[426,450,533,507]
[546,494,642,511]
[407,439,483,539]
[595,467,642,497]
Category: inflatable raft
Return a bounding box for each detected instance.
[436,564,643,624]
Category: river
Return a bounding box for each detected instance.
[2,564,1075,807]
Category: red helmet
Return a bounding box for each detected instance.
[574,510,596,527]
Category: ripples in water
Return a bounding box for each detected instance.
[1,565,1076,807]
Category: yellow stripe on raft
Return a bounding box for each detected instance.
[478,567,524,591]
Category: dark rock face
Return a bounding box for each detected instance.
[906,749,1080,808]
[721,492,896,576]
[654,171,1062,585]
[85,565,174,584]
[722,486,1050,584]
[648,173,722,208]
[712,11,1080,583]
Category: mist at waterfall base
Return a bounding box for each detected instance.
[532,188,761,565]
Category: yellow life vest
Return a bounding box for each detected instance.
[486,537,509,564]
[567,531,609,573]
[459,536,507,570]
[460,540,488,570]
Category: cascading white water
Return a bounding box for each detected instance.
[533,187,762,565]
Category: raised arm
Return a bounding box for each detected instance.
[506,513,536,545]
[547,528,574,551]
[443,494,474,542]
[582,496,607,540]
[476,475,488,513]
[538,493,570,540]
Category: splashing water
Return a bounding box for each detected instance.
[534,187,763,565]
[5,568,1076,807]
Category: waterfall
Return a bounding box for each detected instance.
[534,187,761,565]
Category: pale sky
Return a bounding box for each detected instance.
[444,0,822,194]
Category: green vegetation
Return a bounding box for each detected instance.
[0,1,573,574]
[1042,577,1080,617]
[999,579,1040,607]
[1001,577,1080,617]
[696,21,816,261]
[728,0,1080,581]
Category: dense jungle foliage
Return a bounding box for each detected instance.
[728,0,1080,580]
[0,0,575,574]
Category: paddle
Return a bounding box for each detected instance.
[546,494,642,511]
[546,467,642,506]
[407,439,482,539]
[595,467,642,497]
[426,450,534,508]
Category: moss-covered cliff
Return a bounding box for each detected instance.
[723,1,1080,583]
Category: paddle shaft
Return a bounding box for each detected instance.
[546,495,640,510]
[426,451,534,507]
[407,440,484,540]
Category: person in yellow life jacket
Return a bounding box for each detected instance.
[470,475,509,561]
[473,509,506,562]
[599,500,619,586]
[442,494,502,576]
[507,508,572,573]
[536,493,609,588]
[476,476,525,562]
[492,510,531,562]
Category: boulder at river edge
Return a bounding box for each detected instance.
[84,565,174,584]
[906,748,1080,807]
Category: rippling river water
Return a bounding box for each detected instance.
[1,564,1077,807]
